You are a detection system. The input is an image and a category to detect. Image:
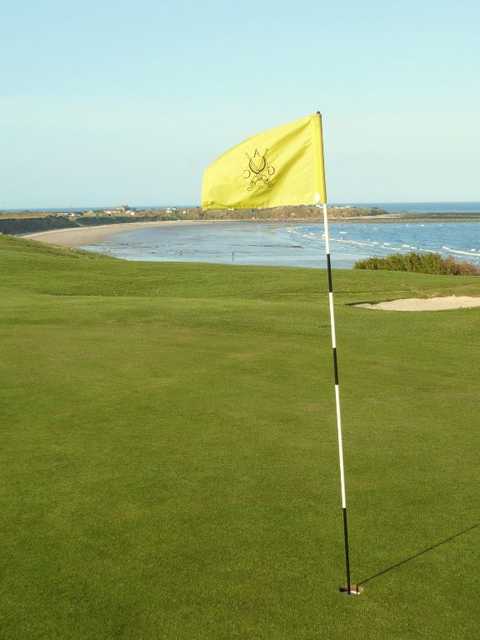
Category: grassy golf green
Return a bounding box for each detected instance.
[1,234,479,639]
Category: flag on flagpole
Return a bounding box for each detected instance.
[201,114,327,210]
[201,112,357,594]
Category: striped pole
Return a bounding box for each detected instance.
[322,201,352,594]
[316,112,354,595]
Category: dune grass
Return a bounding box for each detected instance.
[0,234,479,639]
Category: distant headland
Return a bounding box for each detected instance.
[1,204,480,236]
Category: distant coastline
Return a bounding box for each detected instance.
[3,201,480,214]
[3,203,480,239]
[21,213,480,254]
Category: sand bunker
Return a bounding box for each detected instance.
[356,295,480,312]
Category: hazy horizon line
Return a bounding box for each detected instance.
[2,200,480,212]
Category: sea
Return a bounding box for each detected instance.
[76,202,480,269]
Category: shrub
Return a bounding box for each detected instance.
[354,252,480,276]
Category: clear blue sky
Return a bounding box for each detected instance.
[1,0,479,208]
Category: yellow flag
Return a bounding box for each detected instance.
[201,114,327,210]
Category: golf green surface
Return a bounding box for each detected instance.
[1,235,479,639]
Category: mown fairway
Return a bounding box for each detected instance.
[1,235,479,639]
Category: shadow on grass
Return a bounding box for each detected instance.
[357,522,479,587]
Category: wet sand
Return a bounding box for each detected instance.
[24,220,223,247]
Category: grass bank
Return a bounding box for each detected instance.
[1,235,479,639]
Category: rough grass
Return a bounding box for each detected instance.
[1,235,479,639]
[355,251,480,275]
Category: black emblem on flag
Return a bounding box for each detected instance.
[243,149,275,191]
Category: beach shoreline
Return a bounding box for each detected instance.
[24,213,480,249]
[24,217,375,248]
[24,220,229,247]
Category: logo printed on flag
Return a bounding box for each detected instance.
[243,149,276,191]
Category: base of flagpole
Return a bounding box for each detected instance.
[339,584,363,596]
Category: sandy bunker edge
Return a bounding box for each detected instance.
[355,295,480,312]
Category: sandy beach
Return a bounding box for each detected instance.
[21,212,480,251]
[24,217,396,249]
[24,220,223,248]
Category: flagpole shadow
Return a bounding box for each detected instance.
[357,522,479,587]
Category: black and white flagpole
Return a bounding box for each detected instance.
[316,112,359,596]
